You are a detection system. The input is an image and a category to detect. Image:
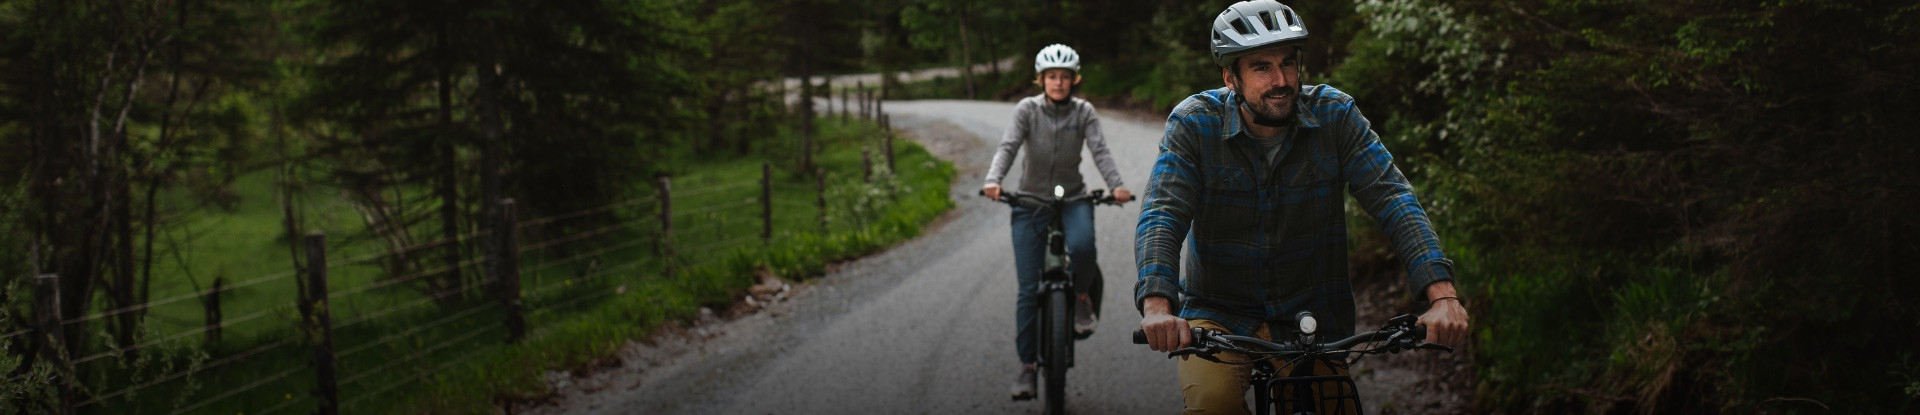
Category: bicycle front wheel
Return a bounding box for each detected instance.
[1044,288,1071,414]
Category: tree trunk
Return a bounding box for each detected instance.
[800,53,815,174]
[436,24,464,302]
[476,52,506,288]
[735,86,754,156]
[958,4,976,100]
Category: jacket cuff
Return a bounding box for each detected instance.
[1408,258,1455,301]
[1135,278,1181,315]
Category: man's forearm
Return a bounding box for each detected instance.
[1424,280,1457,303]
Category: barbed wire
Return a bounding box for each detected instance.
[254,391,311,415]
[41,171,844,412]
[325,254,489,302]
[76,336,298,408]
[539,285,620,314]
[338,324,501,410]
[668,198,759,221]
[60,268,297,327]
[517,216,651,253]
[514,198,650,230]
[71,305,288,367]
[50,172,810,330]
[166,363,305,415]
[319,226,495,272]
[519,235,651,277]
[673,217,755,240]
[336,307,501,387]
[522,253,651,300]
[682,236,760,257]
[664,179,761,200]
[0,327,30,342]
[330,276,500,332]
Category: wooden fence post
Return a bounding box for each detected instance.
[35,273,74,415]
[840,82,850,124]
[857,81,866,121]
[657,176,675,278]
[205,277,223,347]
[884,114,896,173]
[862,147,872,183]
[816,168,827,231]
[761,163,772,243]
[494,199,526,342]
[303,232,338,415]
[802,127,814,175]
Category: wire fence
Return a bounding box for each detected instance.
[8,103,906,414]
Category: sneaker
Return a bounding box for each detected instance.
[1010,363,1037,400]
[1074,294,1097,336]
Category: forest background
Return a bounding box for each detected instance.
[0,0,1914,413]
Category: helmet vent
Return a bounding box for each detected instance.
[1229,19,1249,35]
[1283,10,1300,30]
[1259,11,1277,33]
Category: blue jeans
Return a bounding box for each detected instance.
[1010,202,1103,364]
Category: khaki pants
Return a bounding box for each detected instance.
[1176,319,1356,415]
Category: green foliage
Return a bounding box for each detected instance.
[1328,0,1920,412]
[1130,1,1222,111]
[390,117,954,413]
[0,281,57,414]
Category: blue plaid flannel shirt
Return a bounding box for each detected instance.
[1134,85,1454,340]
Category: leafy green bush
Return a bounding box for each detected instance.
[1329,0,1920,412]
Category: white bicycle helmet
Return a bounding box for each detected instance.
[1211,0,1309,67]
[1034,44,1081,74]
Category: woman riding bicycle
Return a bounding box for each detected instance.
[983,43,1132,400]
[1133,1,1470,413]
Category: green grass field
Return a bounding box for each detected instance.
[46,115,954,414]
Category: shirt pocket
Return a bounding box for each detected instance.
[1197,165,1257,243]
[1279,157,1340,238]
[1282,155,1338,187]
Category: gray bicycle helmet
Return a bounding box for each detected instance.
[1210,0,1309,67]
[1034,44,1081,74]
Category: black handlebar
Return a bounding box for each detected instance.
[1131,316,1452,360]
[980,188,1125,208]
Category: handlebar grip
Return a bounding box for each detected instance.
[1132,329,1148,344]
[1408,325,1427,342]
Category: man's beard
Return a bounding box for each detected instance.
[1236,83,1297,128]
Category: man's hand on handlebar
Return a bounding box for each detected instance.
[1112,187,1133,204]
[1418,281,1470,346]
[1138,296,1190,353]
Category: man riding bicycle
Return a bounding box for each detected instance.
[1133,1,1470,413]
[984,43,1132,400]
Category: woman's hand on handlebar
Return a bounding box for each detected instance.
[1111,187,1133,204]
[1138,296,1191,352]
[982,183,1002,202]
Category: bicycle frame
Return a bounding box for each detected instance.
[985,186,1122,415]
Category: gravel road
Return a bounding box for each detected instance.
[523,99,1471,415]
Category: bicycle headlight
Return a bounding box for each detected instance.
[1053,185,1065,198]
[1298,313,1318,335]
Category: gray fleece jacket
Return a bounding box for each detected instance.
[984,95,1126,196]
